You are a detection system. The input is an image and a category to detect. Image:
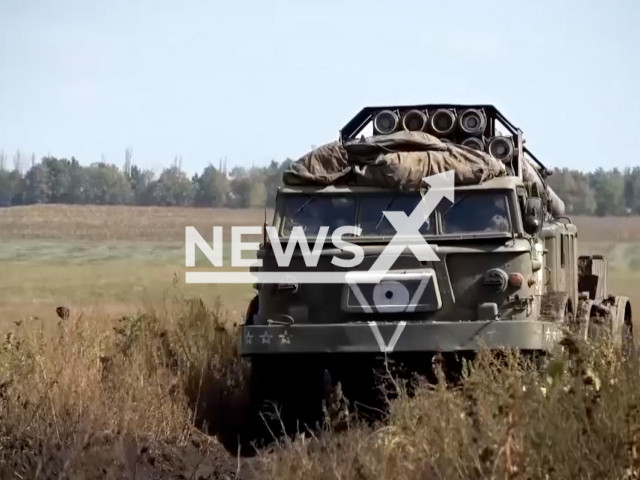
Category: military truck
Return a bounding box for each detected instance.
[215,104,635,454]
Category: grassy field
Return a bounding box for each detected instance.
[1,205,640,478]
[0,207,638,325]
[0,205,273,324]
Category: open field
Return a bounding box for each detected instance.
[0,207,639,325]
[1,205,640,478]
[0,205,273,323]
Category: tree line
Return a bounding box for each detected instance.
[545,167,640,216]
[0,149,638,215]
[0,149,293,208]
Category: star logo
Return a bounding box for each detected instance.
[279,330,292,345]
[545,328,560,342]
[245,330,253,344]
[260,331,273,344]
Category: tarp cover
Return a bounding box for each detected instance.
[522,155,566,217]
[283,130,507,191]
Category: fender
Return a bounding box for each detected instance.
[609,296,635,351]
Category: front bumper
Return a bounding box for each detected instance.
[240,320,564,355]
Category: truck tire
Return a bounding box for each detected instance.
[613,296,635,358]
[213,294,268,456]
[214,295,325,456]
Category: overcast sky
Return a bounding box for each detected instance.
[1,0,638,175]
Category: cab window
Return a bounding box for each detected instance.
[280,195,357,236]
[359,193,435,237]
[440,192,511,234]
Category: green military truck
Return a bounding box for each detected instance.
[215,104,635,454]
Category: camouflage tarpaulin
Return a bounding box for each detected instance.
[522,155,566,217]
[283,130,507,191]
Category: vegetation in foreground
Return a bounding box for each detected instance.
[1,284,640,479]
[1,205,640,478]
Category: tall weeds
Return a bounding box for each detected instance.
[0,285,242,479]
[1,290,640,479]
[253,337,640,480]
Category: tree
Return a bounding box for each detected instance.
[83,162,134,204]
[24,163,52,204]
[0,170,12,206]
[589,168,625,216]
[148,166,195,206]
[193,164,230,207]
[128,165,156,205]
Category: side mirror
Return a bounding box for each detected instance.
[523,197,544,235]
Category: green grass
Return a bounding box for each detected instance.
[577,242,640,310]
[0,237,637,327]
[0,205,637,330]
[0,238,257,325]
[579,241,640,273]
[0,239,255,266]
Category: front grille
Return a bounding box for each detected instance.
[341,269,442,314]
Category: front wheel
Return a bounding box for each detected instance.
[214,355,326,456]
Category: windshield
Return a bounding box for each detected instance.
[278,191,512,237]
[359,194,435,236]
[280,195,357,236]
[440,192,511,234]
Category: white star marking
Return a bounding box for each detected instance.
[245,330,253,344]
[260,331,273,344]
[279,330,292,345]
[545,328,561,342]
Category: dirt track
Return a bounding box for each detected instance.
[114,439,253,480]
[0,432,257,480]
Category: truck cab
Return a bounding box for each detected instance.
[253,178,543,327]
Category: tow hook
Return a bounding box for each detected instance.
[508,294,534,312]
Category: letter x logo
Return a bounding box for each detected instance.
[367,170,455,278]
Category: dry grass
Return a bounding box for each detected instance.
[0,263,254,327]
[572,215,640,243]
[3,207,640,243]
[1,205,640,478]
[1,288,640,479]
[0,204,272,241]
[0,285,248,479]
[253,338,640,480]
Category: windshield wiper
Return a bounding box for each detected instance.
[440,194,471,219]
[290,195,317,218]
[374,193,399,232]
